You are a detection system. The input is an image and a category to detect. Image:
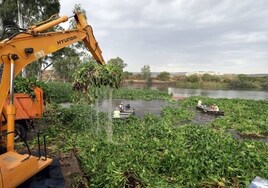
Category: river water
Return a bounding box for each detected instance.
[168,88,268,100]
[61,86,268,142]
[97,99,169,118]
[123,84,268,100]
[93,86,268,119]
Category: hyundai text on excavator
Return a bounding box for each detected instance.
[0,12,105,187]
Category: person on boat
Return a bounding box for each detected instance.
[197,100,202,106]
[210,104,215,110]
[119,102,124,112]
[214,105,219,111]
[210,104,219,111]
[125,104,130,110]
[113,107,120,118]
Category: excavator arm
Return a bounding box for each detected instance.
[0,12,105,133]
[0,12,105,188]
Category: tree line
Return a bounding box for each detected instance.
[123,66,268,90]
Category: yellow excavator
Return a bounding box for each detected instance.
[0,12,105,187]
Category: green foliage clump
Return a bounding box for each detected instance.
[187,75,200,83]
[52,47,81,82]
[73,61,123,90]
[229,80,260,90]
[14,76,48,98]
[113,88,171,100]
[202,74,220,82]
[157,71,171,81]
[46,81,73,103]
[107,57,126,70]
[261,81,268,90]
[72,60,123,103]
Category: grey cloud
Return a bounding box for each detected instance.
[60,0,268,73]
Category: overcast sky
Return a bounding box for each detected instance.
[60,0,268,74]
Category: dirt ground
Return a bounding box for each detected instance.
[58,150,88,187]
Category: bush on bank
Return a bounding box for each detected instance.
[46,81,73,103]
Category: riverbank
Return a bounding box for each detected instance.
[121,80,268,100]
[123,75,268,90]
[123,79,231,90]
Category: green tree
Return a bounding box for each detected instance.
[0,0,18,36]
[0,0,3,35]
[157,71,170,81]
[141,65,152,87]
[53,47,81,82]
[69,3,89,51]
[202,74,213,82]
[237,74,250,82]
[0,0,60,77]
[201,74,220,82]
[122,71,133,79]
[107,57,127,71]
[187,75,199,83]
[69,4,87,29]
[0,0,60,33]
[141,65,151,80]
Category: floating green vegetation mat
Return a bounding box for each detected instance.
[42,93,268,187]
[179,96,268,137]
[112,88,171,100]
[75,124,268,187]
[14,76,48,98]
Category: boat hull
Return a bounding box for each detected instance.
[196,105,224,116]
[112,109,135,119]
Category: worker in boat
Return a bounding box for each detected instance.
[197,99,202,106]
[214,105,219,111]
[210,104,219,111]
[125,104,130,110]
[113,107,120,118]
[210,104,215,110]
[119,102,124,112]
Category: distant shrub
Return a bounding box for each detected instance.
[261,82,268,90]
[229,80,260,89]
[187,75,199,83]
[157,71,171,81]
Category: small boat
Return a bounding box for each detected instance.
[196,105,224,116]
[112,104,135,119]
